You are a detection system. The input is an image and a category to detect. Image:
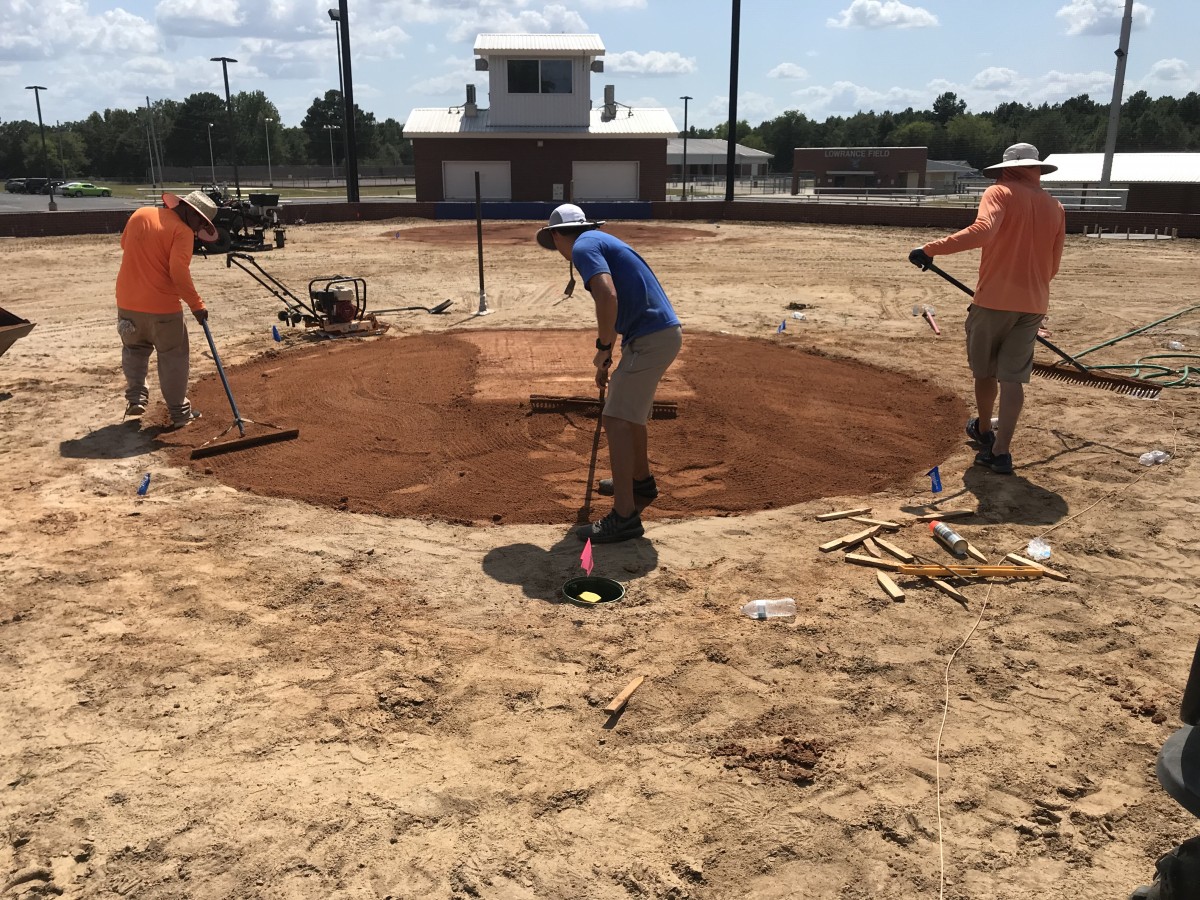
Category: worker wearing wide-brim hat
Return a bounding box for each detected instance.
[115,190,220,427]
[536,203,683,544]
[908,143,1066,475]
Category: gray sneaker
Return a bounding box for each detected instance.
[170,411,202,429]
[124,402,147,417]
[598,475,659,500]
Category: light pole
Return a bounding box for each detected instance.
[24,85,56,211]
[264,117,274,187]
[328,7,354,201]
[206,122,216,184]
[55,120,66,180]
[210,56,242,201]
[324,124,340,180]
[680,95,692,201]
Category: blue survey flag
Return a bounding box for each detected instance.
[272,325,282,342]
[926,466,943,493]
[777,319,786,333]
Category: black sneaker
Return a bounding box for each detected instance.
[575,509,645,543]
[974,448,1014,475]
[124,402,147,417]
[965,418,995,450]
[597,475,659,500]
[170,411,202,429]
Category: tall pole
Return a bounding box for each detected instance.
[211,56,242,201]
[328,8,349,184]
[1100,0,1134,188]
[324,125,339,179]
[55,120,65,179]
[25,85,56,211]
[334,0,360,203]
[264,118,274,187]
[725,0,741,203]
[145,121,157,189]
[146,96,166,192]
[206,123,216,183]
[680,95,692,201]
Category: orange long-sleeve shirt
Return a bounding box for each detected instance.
[115,206,205,314]
[923,169,1065,315]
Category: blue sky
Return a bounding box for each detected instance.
[2,0,1197,129]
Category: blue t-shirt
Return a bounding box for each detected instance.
[571,230,680,341]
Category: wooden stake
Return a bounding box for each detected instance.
[963,542,989,564]
[877,572,905,601]
[862,537,883,558]
[1004,553,1069,582]
[917,509,974,522]
[844,553,901,571]
[873,537,915,563]
[848,516,901,530]
[930,579,969,605]
[837,524,882,550]
[816,506,872,522]
[897,564,1043,579]
[819,537,848,553]
[604,675,646,715]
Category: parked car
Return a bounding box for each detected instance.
[4,178,25,193]
[23,177,48,194]
[45,179,66,194]
[60,182,112,197]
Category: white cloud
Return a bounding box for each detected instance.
[581,0,646,7]
[790,80,926,116]
[410,62,481,98]
[0,0,160,61]
[971,67,1020,91]
[443,8,589,43]
[1140,58,1200,93]
[827,0,938,29]
[1056,0,1154,36]
[768,63,809,80]
[606,50,696,76]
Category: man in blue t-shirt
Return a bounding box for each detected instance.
[536,204,683,544]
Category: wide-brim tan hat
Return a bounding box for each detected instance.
[982,142,1058,177]
[536,203,604,250]
[163,190,220,243]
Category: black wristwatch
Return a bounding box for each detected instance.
[595,338,613,351]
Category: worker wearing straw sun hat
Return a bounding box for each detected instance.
[115,190,220,427]
[908,143,1066,476]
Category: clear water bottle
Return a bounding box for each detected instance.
[1166,340,1186,351]
[1139,450,1172,466]
[740,598,797,619]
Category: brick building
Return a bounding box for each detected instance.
[403,34,677,203]
[792,146,927,194]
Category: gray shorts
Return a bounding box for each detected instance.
[964,305,1044,383]
[604,326,682,424]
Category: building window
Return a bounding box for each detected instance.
[507,59,573,94]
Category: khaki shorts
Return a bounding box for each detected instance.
[604,325,682,424]
[964,305,1044,383]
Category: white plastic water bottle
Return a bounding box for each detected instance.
[740,598,797,619]
[1139,450,1172,466]
[1026,537,1052,561]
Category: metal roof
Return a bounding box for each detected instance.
[666,138,773,160]
[404,107,677,138]
[1041,152,1200,184]
[474,34,605,55]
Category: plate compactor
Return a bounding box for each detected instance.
[226,252,452,338]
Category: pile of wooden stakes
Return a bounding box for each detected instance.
[816,506,1069,604]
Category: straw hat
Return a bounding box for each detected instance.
[981,143,1058,177]
[536,203,604,250]
[163,190,220,243]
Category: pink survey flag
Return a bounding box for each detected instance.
[581,538,594,576]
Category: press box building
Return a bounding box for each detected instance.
[403,34,678,203]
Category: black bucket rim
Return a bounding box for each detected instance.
[562,576,626,606]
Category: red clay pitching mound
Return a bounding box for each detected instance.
[164,330,966,525]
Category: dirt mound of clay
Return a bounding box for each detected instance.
[163,330,966,525]
[390,221,715,246]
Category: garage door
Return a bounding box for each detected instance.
[572,162,639,201]
[443,161,511,201]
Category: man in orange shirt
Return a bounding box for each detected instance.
[116,190,218,427]
[910,143,1066,475]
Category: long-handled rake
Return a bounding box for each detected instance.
[190,319,300,460]
[917,260,1162,399]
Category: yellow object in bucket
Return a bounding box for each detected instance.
[579,590,602,603]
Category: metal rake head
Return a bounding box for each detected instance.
[1032,364,1162,399]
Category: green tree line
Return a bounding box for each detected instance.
[0,90,412,181]
[3,88,1197,181]
[697,90,1200,172]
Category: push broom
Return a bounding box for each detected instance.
[914,259,1162,399]
[190,319,300,460]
